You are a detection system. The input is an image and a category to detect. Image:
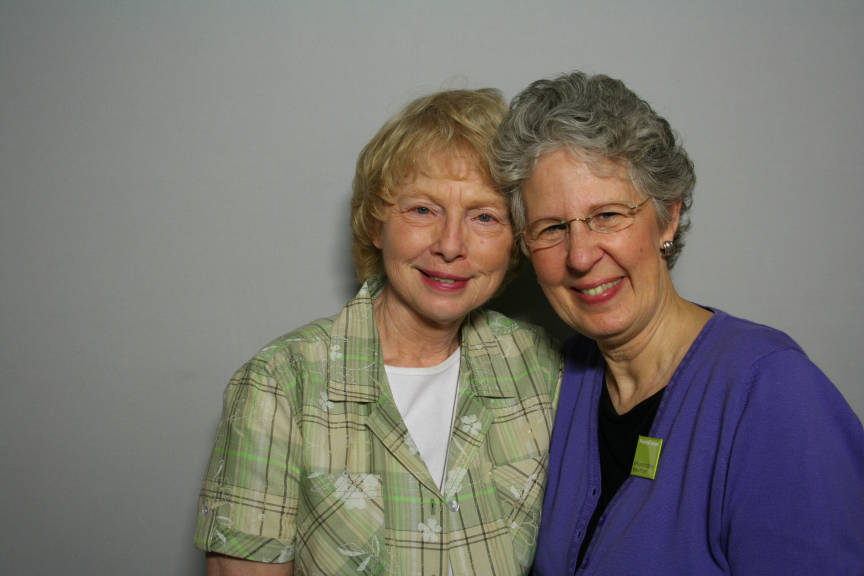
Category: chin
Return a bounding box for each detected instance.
[557,311,627,343]
[417,303,472,327]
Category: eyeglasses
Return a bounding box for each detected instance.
[521,197,651,250]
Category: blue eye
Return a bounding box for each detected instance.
[476,213,496,223]
[542,222,567,234]
[414,206,432,215]
[590,211,627,231]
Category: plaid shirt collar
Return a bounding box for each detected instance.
[326,276,518,404]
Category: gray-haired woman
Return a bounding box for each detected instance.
[493,71,863,575]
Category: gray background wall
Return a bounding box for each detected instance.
[1,1,861,574]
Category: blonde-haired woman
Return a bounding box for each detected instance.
[196,88,560,575]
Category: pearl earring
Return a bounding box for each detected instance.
[661,240,674,257]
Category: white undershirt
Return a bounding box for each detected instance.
[385,347,461,490]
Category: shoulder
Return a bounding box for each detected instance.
[245,278,380,372]
[688,309,818,390]
[234,314,338,383]
[700,309,803,362]
[468,307,552,337]
[259,316,336,358]
[702,322,864,573]
[695,309,859,432]
[219,315,342,417]
[703,317,864,572]
[468,308,560,355]
[465,308,562,393]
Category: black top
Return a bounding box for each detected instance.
[576,381,666,568]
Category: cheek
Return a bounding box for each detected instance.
[475,236,514,271]
[635,236,661,265]
[529,252,564,284]
[383,226,431,258]
[618,226,656,266]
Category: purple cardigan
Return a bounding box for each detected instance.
[533,309,864,575]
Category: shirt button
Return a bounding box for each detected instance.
[449,500,459,512]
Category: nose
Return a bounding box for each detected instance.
[564,222,602,272]
[433,215,467,261]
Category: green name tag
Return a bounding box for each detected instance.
[630,435,663,480]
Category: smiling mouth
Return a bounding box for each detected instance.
[420,270,465,284]
[577,279,622,296]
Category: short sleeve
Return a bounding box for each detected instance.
[194,354,304,563]
[723,348,864,574]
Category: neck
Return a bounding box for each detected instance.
[599,289,711,414]
[373,288,462,367]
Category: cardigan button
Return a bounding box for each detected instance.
[448,500,460,512]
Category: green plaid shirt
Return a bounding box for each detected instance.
[195,277,561,575]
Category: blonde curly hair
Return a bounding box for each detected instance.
[351,88,509,283]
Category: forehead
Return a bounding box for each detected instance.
[398,151,504,202]
[416,149,487,180]
[525,149,636,209]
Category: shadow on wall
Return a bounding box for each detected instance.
[488,263,572,343]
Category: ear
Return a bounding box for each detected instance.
[662,199,682,243]
[371,222,382,249]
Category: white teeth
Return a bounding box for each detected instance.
[430,275,456,284]
[579,279,621,296]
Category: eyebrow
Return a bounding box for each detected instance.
[530,199,638,220]
[398,187,508,207]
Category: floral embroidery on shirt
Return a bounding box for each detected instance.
[330,343,344,360]
[509,471,539,500]
[337,535,380,572]
[419,517,442,542]
[276,544,295,563]
[488,316,518,334]
[319,391,335,412]
[195,278,562,572]
[332,472,381,510]
[459,414,481,436]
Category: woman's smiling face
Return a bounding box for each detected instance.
[522,149,680,347]
[373,152,513,332]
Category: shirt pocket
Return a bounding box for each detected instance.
[295,470,387,575]
[482,392,554,465]
[489,455,547,568]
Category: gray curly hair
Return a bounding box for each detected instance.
[492,71,695,268]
